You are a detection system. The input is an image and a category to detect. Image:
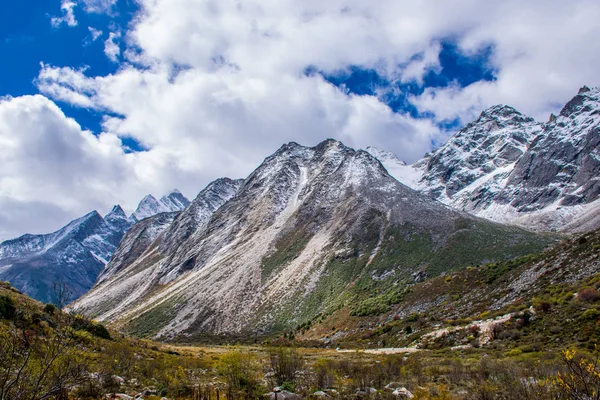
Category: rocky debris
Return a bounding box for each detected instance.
[384,382,403,389]
[392,387,414,398]
[266,389,301,399]
[311,391,331,398]
[355,387,377,397]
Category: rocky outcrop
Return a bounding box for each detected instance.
[373,86,600,232]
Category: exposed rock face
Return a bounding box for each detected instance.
[104,205,132,233]
[72,139,549,339]
[419,105,541,203]
[0,209,129,303]
[96,212,180,285]
[497,87,600,211]
[372,86,600,232]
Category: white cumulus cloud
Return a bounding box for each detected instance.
[104,31,121,62]
[51,0,78,28]
[88,27,103,42]
[1,0,599,238]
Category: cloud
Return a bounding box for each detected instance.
[79,0,119,14]
[2,0,600,238]
[0,95,131,239]
[51,0,78,28]
[104,31,121,62]
[88,27,103,42]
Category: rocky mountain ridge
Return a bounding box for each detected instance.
[369,85,600,232]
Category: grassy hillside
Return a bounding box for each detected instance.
[292,227,600,355]
[3,226,600,399]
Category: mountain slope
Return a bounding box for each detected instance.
[72,140,553,339]
[0,187,195,304]
[372,86,600,232]
[0,209,129,303]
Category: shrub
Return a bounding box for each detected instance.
[350,297,390,317]
[268,347,304,388]
[71,316,111,339]
[505,348,522,357]
[578,288,600,303]
[468,325,481,337]
[43,303,56,315]
[217,351,262,398]
[582,308,600,320]
[0,295,16,320]
[532,297,551,313]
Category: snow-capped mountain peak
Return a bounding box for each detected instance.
[131,189,190,222]
[371,85,600,233]
[160,189,191,212]
[105,204,127,220]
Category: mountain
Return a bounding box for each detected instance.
[97,178,242,286]
[71,139,552,340]
[0,188,191,304]
[0,209,130,303]
[130,189,191,222]
[371,86,600,232]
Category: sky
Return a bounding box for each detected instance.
[0,0,599,240]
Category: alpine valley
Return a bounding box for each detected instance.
[3,86,600,345]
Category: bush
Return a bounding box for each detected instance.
[582,308,600,320]
[43,303,56,315]
[71,316,111,339]
[0,295,16,320]
[268,347,304,388]
[350,297,390,317]
[578,288,600,303]
[217,351,262,398]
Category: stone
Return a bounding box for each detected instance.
[265,390,301,399]
[392,387,414,398]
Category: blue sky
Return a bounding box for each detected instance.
[1,1,495,139]
[1,0,599,239]
[0,0,136,133]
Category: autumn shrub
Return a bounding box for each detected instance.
[217,350,263,399]
[578,288,600,303]
[268,347,304,391]
[555,349,600,399]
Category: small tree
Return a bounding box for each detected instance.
[52,281,73,311]
[268,347,304,391]
[217,350,262,400]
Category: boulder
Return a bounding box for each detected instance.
[392,387,414,398]
[112,395,133,400]
[385,382,403,390]
[265,390,301,399]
